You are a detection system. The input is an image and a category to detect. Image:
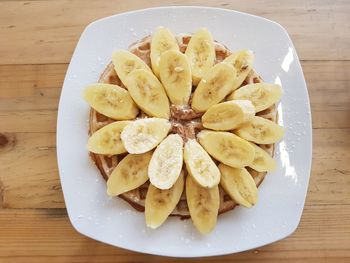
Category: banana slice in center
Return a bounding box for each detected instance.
[183,139,220,188]
[202,100,255,131]
[121,118,171,154]
[125,69,170,119]
[185,28,215,85]
[150,26,180,78]
[234,116,284,144]
[191,62,236,112]
[197,130,255,168]
[159,50,192,105]
[148,134,184,190]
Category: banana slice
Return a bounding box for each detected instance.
[219,164,258,208]
[197,130,255,168]
[145,171,184,229]
[125,69,170,119]
[248,142,276,172]
[159,50,192,105]
[151,27,180,78]
[228,83,282,112]
[121,118,171,154]
[183,139,220,188]
[234,116,284,144]
[186,175,219,234]
[87,121,131,155]
[148,134,184,190]
[112,50,152,87]
[223,50,254,90]
[83,83,139,120]
[185,28,215,85]
[191,62,236,112]
[107,152,152,196]
[202,100,255,131]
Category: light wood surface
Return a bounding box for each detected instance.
[0,0,349,262]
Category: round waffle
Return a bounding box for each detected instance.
[89,34,277,218]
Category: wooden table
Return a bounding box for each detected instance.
[0,0,349,262]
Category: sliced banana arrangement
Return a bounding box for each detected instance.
[234,116,285,144]
[191,62,236,112]
[112,50,152,86]
[83,26,284,234]
[148,134,183,190]
[125,69,170,119]
[197,130,255,168]
[151,26,180,78]
[202,100,255,130]
[159,50,192,105]
[224,50,254,90]
[219,164,258,208]
[88,121,131,155]
[185,28,215,85]
[107,152,152,196]
[145,171,185,229]
[228,83,282,112]
[120,118,171,154]
[83,83,139,120]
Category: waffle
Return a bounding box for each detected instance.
[89,34,277,218]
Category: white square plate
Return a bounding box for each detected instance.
[57,6,312,257]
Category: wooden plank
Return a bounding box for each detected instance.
[302,61,350,129]
[0,129,348,208]
[0,0,349,64]
[0,61,349,133]
[0,205,349,262]
[0,132,64,208]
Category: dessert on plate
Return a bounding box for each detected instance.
[83,27,284,234]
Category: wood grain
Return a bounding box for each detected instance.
[0,0,349,262]
[0,206,349,263]
[0,0,349,65]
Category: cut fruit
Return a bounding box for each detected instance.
[107,152,152,196]
[184,139,220,188]
[87,121,131,155]
[219,164,258,208]
[197,130,255,168]
[234,116,284,144]
[125,69,170,119]
[83,83,139,120]
[145,171,184,229]
[223,49,254,90]
[112,50,152,87]
[150,26,180,78]
[186,175,219,234]
[185,28,215,85]
[248,142,276,172]
[121,118,171,154]
[191,62,236,112]
[228,83,282,112]
[202,100,255,131]
[148,134,184,190]
[159,50,192,105]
